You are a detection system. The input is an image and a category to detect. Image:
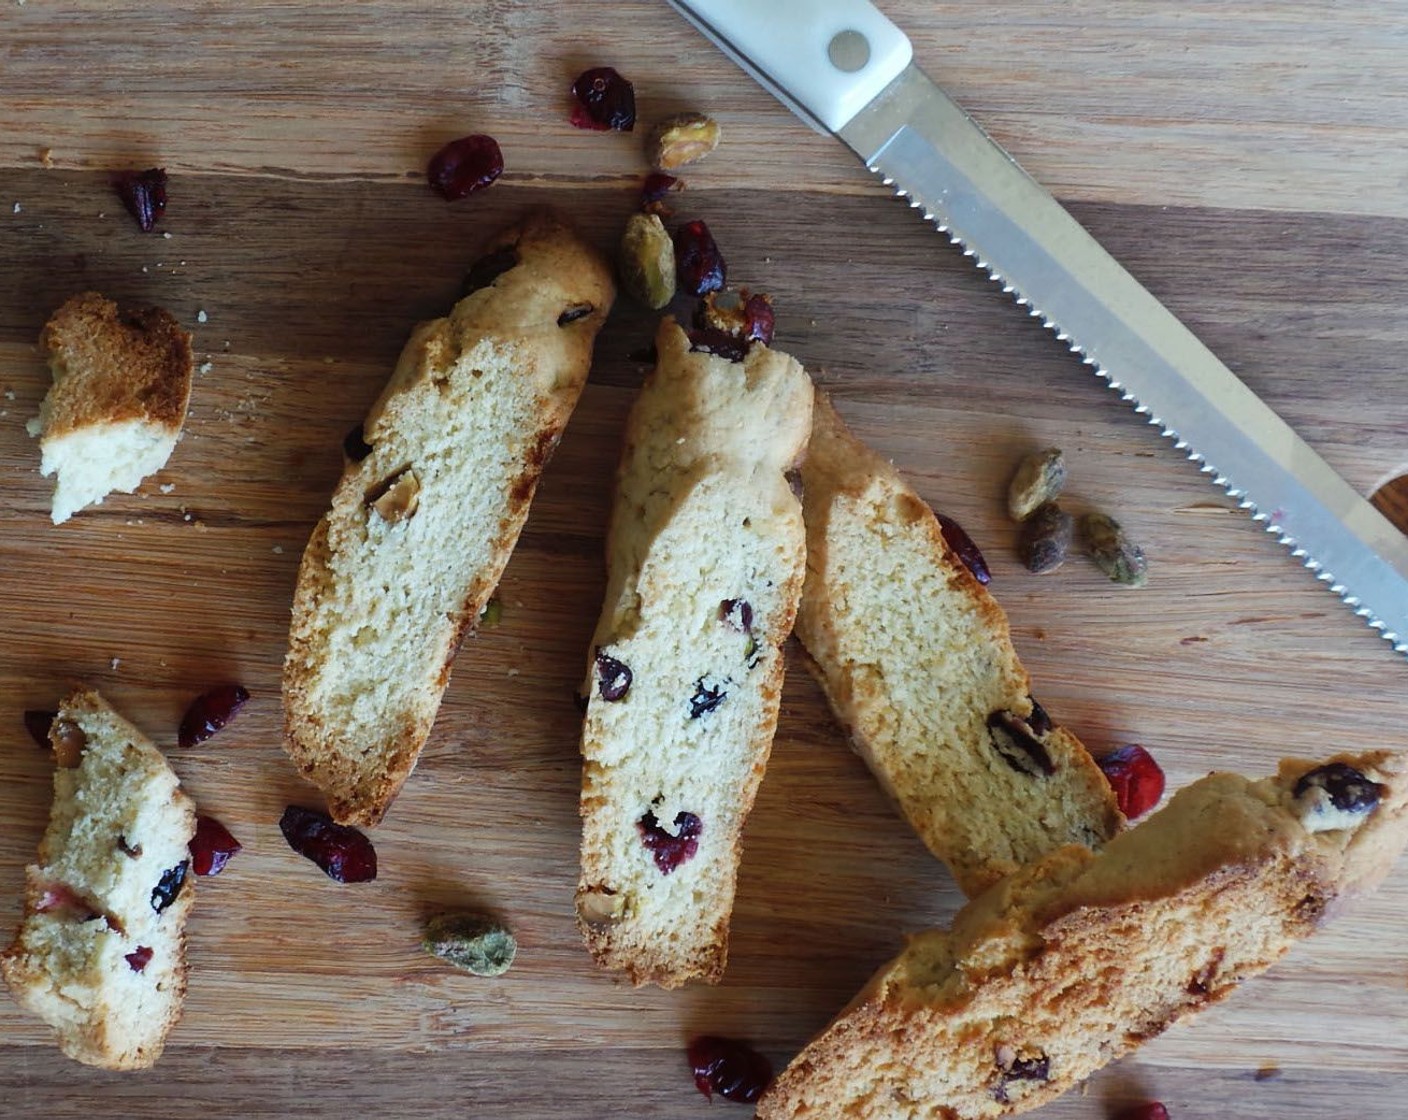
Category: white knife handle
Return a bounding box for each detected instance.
[669,0,912,133]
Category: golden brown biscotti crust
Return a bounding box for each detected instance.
[283,208,615,826]
[39,291,193,438]
[796,390,1122,896]
[758,750,1408,1120]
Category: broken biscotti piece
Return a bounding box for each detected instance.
[758,751,1408,1120]
[28,291,194,524]
[575,318,812,987]
[283,209,615,827]
[1,689,197,1070]
[795,392,1122,896]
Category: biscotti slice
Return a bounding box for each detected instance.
[1,689,197,1070]
[27,291,194,524]
[759,751,1408,1120]
[283,209,615,827]
[574,318,812,987]
[796,392,1121,896]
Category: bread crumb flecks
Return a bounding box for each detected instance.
[162,231,172,239]
[110,658,121,671]
[12,202,20,214]
[196,309,208,324]
[159,483,175,494]
[198,361,213,375]
[272,546,284,555]
[4,389,15,400]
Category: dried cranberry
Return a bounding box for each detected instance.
[112,167,167,232]
[279,805,377,883]
[688,1035,773,1103]
[124,946,153,973]
[23,709,56,748]
[993,1052,1050,1103]
[595,649,632,701]
[742,294,775,346]
[570,66,635,131]
[1098,744,1166,819]
[557,304,594,326]
[191,815,242,876]
[1114,1105,1170,1120]
[1293,762,1383,815]
[937,513,991,585]
[150,861,189,913]
[688,326,749,362]
[674,220,726,297]
[638,810,701,874]
[343,424,374,463]
[689,678,728,719]
[988,710,1054,777]
[462,245,519,296]
[426,135,504,201]
[719,599,753,633]
[178,684,250,749]
[1026,697,1053,737]
[641,172,680,210]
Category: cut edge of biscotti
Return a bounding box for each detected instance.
[574,318,814,988]
[1,688,197,1070]
[282,208,616,827]
[28,291,194,524]
[757,750,1408,1119]
[796,390,1123,896]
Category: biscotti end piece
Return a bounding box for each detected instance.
[796,391,1122,896]
[30,292,193,524]
[1,689,197,1070]
[283,208,615,827]
[758,751,1408,1120]
[575,318,813,988]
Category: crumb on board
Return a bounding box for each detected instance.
[196,309,208,324]
[159,483,175,494]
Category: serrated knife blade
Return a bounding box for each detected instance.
[666,0,1408,656]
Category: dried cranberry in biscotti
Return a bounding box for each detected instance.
[638,810,701,874]
[1114,1104,1170,1120]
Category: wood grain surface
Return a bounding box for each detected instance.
[2,3,1408,1117]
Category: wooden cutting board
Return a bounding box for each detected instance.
[2,3,1407,1117]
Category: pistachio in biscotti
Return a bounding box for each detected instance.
[1082,511,1148,587]
[1018,502,1073,574]
[618,212,676,310]
[1007,447,1066,522]
[645,111,721,171]
[576,886,626,927]
[367,467,421,524]
[50,718,87,768]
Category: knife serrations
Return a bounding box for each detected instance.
[837,65,1408,655]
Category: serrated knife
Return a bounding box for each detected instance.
[666,0,1408,656]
